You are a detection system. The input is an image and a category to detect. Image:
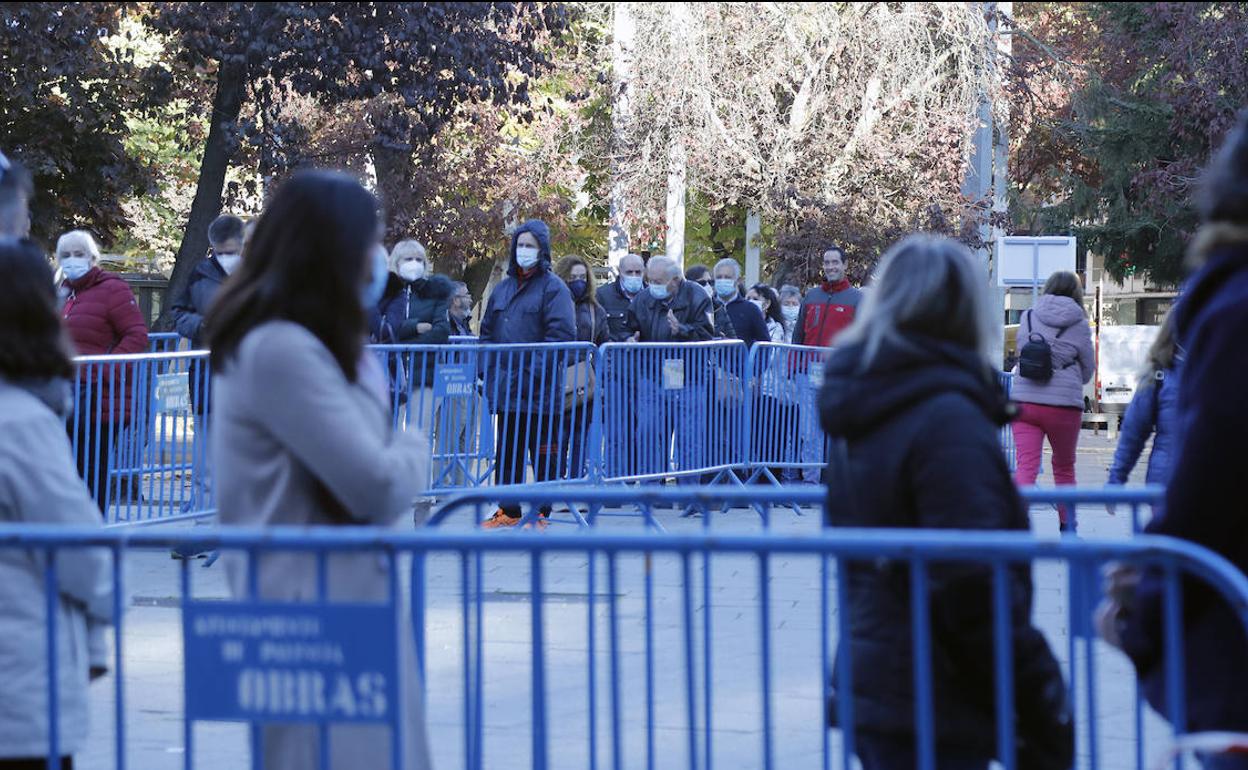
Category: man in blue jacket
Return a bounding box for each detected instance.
[479,219,576,528]
[711,258,770,347]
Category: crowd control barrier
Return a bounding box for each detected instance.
[596,340,749,485]
[70,342,1040,525]
[147,332,183,353]
[70,351,213,525]
[370,342,598,495]
[2,486,1240,770]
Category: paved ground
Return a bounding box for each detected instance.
[78,431,1178,770]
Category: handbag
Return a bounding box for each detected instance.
[564,360,596,409]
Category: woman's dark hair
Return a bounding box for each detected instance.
[749,283,784,326]
[207,171,379,381]
[0,238,75,380]
[554,255,597,302]
[685,264,711,282]
[1042,270,1085,306]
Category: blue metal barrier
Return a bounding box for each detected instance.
[3,486,1239,770]
[148,332,184,353]
[596,340,748,485]
[744,342,829,485]
[71,351,213,525]
[369,342,598,496]
[67,344,1056,526]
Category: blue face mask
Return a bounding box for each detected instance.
[714,278,737,298]
[621,275,644,295]
[361,247,389,309]
[648,282,670,300]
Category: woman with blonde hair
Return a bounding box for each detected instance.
[819,234,1073,770]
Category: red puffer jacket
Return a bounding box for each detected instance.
[62,267,150,423]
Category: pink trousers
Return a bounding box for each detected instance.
[1012,402,1082,524]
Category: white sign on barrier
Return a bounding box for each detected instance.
[154,372,190,413]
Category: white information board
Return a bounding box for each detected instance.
[996,236,1077,288]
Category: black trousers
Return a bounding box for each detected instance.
[494,410,561,517]
[69,416,119,516]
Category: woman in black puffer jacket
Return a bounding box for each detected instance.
[369,240,453,433]
[819,235,1073,770]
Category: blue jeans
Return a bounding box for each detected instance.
[855,734,990,770]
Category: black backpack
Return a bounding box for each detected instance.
[1018,310,1069,382]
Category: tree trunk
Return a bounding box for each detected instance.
[155,61,247,332]
[664,140,686,267]
[607,3,636,270]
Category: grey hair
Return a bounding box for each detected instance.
[646,255,682,281]
[713,258,741,279]
[619,252,645,270]
[450,280,469,295]
[778,284,802,302]
[836,234,996,369]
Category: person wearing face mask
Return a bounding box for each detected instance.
[57,229,150,515]
[169,213,247,521]
[479,219,577,528]
[793,244,863,348]
[369,240,453,446]
[599,253,647,342]
[711,259,770,348]
[624,257,715,486]
[553,256,608,481]
[778,285,803,343]
[206,171,433,770]
[747,284,786,343]
[684,264,733,338]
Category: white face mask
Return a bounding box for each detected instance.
[516,246,540,269]
[749,299,766,315]
[782,305,800,322]
[61,256,91,281]
[398,260,426,282]
[215,253,241,275]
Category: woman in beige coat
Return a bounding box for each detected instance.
[205,171,432,769]
[0,239,113,768]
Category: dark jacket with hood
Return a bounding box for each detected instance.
[61,267,150,423]
[368,271,453,388]
[479,220,577,413]
[819,334,1073,764]
[1120,225,1248,733]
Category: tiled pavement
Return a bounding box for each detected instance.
[80,432,1183,769]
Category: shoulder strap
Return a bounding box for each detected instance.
[1151,371,1164,426]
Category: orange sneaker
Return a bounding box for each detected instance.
[482,509,522,529]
